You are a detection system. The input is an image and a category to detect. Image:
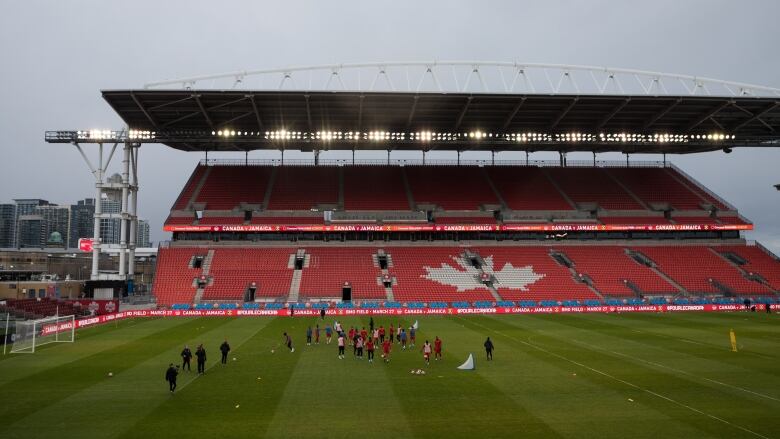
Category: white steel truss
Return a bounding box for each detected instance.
[144,61,780,98]
[72,135,139,281]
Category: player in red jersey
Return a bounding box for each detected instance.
[360,327,368,343]
[434,336,442,360]
[379,325,386,342]
[348,327,355,345]
[389,324,394,343]
[381,338,392,363]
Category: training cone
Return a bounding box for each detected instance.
[457,353,475,370]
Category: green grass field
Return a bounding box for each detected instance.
[1,312,778,438]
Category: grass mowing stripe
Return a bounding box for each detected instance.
[263,316,415,439]
[115,318,302,439]
[612,313,780,360]
[1,317,243,439]
[574,313,780,375]
[374,316,561,439]
[566,336,780,404]
[548,313,780,402]
[0,317,230,437]
[0,318,165,372]
[470,315,770,439]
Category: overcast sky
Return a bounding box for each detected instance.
[0,0,778,251]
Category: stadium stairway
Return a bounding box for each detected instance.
[286,251,306,302]
[480,168,509,210]
[193,249,215,303]
[539,168,577,209]
[400,167,417,210]
[603,169,651,210]
[710,247,780,294]
[553,250,607,301]
[261,166,278,210]
[627,249,688,295]
[464,249,503,301]
[375,251,396,301]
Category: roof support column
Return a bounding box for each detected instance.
[127,144,139,286]
[118,143,130,278]
[90,143,104,280]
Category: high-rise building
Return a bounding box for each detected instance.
[0,204,16,248]
[136,220,151,248]
[69,198,95,248]
[100,198,122,244]
[36,204,71,248]
[13,199,50,247]
[16,215,44,248]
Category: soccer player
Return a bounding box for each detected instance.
[220,339,231,365]
[165,363,179,393]
[181,345,192,371]
[337,333,346,359]
[396,323,402,344]
[372,328,379,345]
[348,327,355,346]
[389,324,394,343]
[421,340,432,365]
[484,337,494,361]
[399,328,407,350]
[334,321,343,335]
[283,332,295,353]
[195,344,207,374]
[409,326,416,347]
[382,338,392,363]
[379,325,386,343]
[320,308,326,320]
[352,331,360,357]
[325,325,333,344]
[434,336,442,361]
[306,326,313,346]
[369,316,375,333]
[360,327,368,344]
[356,335,364,359]
[366,337,375,363]
[315,324,321,344]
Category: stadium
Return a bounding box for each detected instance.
[2,60,780,439]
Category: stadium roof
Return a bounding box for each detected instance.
[47,62,780,153]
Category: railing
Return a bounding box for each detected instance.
[668,163,737,211]
[199,158,669,168]
[747,240,780,261]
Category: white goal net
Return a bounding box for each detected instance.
[10,315,75,354]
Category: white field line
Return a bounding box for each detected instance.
[566,337,780,404]
[463,318,770,439]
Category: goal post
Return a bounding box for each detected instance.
[10,315,75,354]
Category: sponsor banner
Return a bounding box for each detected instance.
[65,303,777,332]
[67,299,120,315]
[164,223,752,233]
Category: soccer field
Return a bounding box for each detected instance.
[0,312,778,439]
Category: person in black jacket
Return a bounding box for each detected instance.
[195,344,207,374]
[220,340,231,365]
[484,337,494,361]
[165,363,179,393]
[181,345,193,371]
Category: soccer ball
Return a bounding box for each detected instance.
[271,350,275,354]
[233,357,237,361]
[108,372,113,377]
